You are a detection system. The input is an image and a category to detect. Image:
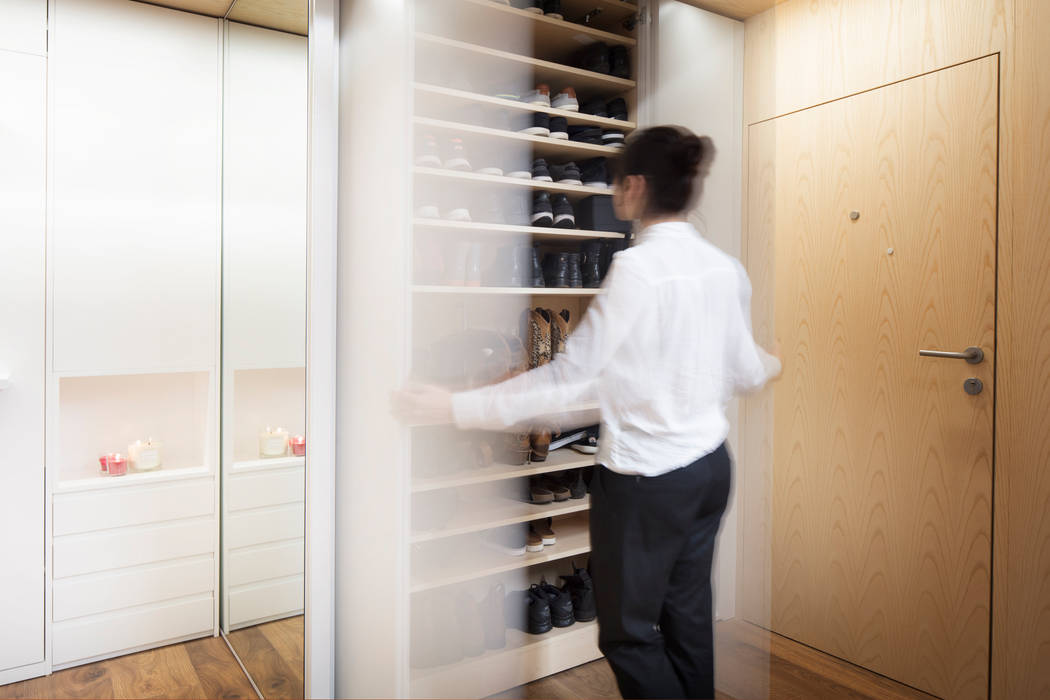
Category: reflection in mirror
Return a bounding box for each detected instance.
[219,5,307,698]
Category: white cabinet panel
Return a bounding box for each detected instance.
[223,22,307,370]
[53,556,214,621]
[0,0,46,54]
[228,540,304,587]
[229,576,304,629]
[226,502,305,548]
[227,466,305,511]
[53,518,215,578]
[50,0,221,374]
[52,594,213,667]
[0,49,46,677]
[54,477,214,535]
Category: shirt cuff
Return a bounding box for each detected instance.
[451,388,489,429]
[757,346,782,382]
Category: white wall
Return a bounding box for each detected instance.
[654,0,745,621]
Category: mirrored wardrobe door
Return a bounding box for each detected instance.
[219,4,308,698]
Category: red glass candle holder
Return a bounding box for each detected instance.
[290,435,306,457]
[100,453,127,477]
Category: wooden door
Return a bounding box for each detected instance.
[756,57,998,699]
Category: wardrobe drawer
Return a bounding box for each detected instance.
[226,502,304,548]
[227,539,303,587]
[53,555,214,622]
[227,466,304,511]
[229,575,303,629]
[52,594,213,667]
[53,517,215,579]
[54,477,214,536]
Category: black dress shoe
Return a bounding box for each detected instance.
[577,42,611,74]
[610,45,630,79]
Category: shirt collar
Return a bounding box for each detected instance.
[635,221,697,242]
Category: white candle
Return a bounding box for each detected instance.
[259,426,289,457]
[128,438,163,471]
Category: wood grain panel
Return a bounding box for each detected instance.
[228,0,306,36]
[183,635,261,699]
[226,619,303,699]
[763,58,997,699]
[134,0,233,18]
[678,0,783,21]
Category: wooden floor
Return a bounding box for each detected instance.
[499,619,938,700]
[226,617,304,700]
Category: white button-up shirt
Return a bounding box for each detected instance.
[451,221,780,476]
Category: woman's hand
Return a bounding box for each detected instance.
[391,382,454,426]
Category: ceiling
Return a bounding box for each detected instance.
[138,0,307,35]
[677,0,785,21]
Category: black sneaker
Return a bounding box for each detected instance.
[580,98,608,118]
[519,112,551,137]
[532,158,553,182]
[532,191,554,227]
[542,0,562,20]
[542,252,569,287]
[607,97,628,121]
[562,469,587,499]
[570,425,599,453]
[576,42,610,74]
[569,125,603,145]
[580,157,609,188]
[567,252,583,285]
[549,116,569,140]
[550,161,582,185]
[526,586,553,634]
[560,564,597,622]
[511,0,543,13]
[552,194,576,229]
[415,133,441,167]
[602,129,625,148]
[537,581,575,627]
[610,45,630,79]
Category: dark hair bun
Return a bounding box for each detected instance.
[618,126,716,215]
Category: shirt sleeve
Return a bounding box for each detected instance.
[728,262,781,393]
[451,254,649,430]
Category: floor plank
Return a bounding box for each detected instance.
[184,635,259,699]
[226,622,302,700]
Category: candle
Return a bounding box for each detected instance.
[128,438,163,471]
[259,427,289,458]
[101,453,127,477]
[290,434,306,457]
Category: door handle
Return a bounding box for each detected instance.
[918,346,985,364]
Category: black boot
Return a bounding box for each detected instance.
[542,252,570,288]
[560,563,596,622]
[529,247,546,287]
[567,252,583,288]
[582,240,602,287]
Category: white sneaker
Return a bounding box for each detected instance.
[521,84,552,107]
[551,87,579,112]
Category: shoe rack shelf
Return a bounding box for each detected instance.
[411,512,592,593]
[415,166,612,200]
[412,494,591,544]
[414,83,637,132]
[411,620,600,698]
[413,449,596,493]
[415,116,622,159]
[416,33,637,96]
[413,218,624,241]
[413,285,603,296]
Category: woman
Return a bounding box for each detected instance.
[400,126,780,699]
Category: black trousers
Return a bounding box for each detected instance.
[590,443,732,699]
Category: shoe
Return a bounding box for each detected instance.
[539,476,571,501]
[415,202,441,219]
[529,247,546,286]
[532,191,554,227]
[580,157,609,188]
[526,527,544,552]
[531,428,552,462]
[522,83,552,106]
[607,97,628,121]
[537,581,575,627]
[465,243,482,287]
[570,425,599,454]
[458,593,486,657]
[580,98,608,118]
[519,112,551,137]
[512,0,544,15]
[482,584,507,649]
[526,586,553,634]
[533,518,556,545]
[552,194,576,229]
[610,45,630,79]
[443,137,471,170]
[542,252,570,288]
[477,162,504,176]
[567,252,583,287]
[552,87,579,112]
[577,42,610,74]
[542,0,562,20]
[532,158,553,182]
[492,86,522,101]
[487,245,525,287]
[506,161,533,179]
[506,430,533,465]
[415,133,441,167]
[550,162,582,185]
[569,125,603,145]
[563,468,586,499]
[550,308,570,355]
[582,240,602,287]
[602,129,626,148]
[482,524,528,556]
[524,308,553,369]
[560,564,597,621]
[445,201,471,222]
[549,116,569,140]
[529,476,555,504]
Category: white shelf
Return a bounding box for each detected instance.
[415,165,613,201]
[413,449,596,493]
[414,83,637,132]
[414,116,623,160]
[413,285,602,296]
[54,465,212,494]
[231,456,305,474]
[412,218,625,240]
[411,512,591,592]
[412,494,590,544]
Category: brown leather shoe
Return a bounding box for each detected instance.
[531,429,552,462]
